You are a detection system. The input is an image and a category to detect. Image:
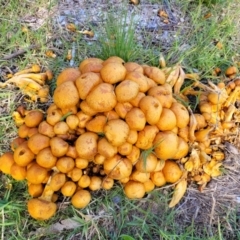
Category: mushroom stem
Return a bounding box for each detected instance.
[38,184,54,202]
[0,77,42,91]
[159,53,166,68]
[224,86,240,107]
[188,107,198,142]
[182,88,202,96]
[14,64,40,76]
[174,67,185,94]
[185,73,200,81]
[224,104,236,122]
[12,73,47,85]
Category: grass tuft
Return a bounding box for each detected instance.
[96,4,142,62]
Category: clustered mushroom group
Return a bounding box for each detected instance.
[0,56,239,220]
[0,64,53,103]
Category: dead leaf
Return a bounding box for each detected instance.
[30,218,81,236]
[204,12,212,19]
[158,10,168,19]
[216,41,223,49]
[129,0,139,5]
[66,23,77,32]
[169,179,187,208]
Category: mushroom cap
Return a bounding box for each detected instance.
[27,133,50,155]
[124,180,145,199]
[10,137,26,151]
[56,68,81,86]
[53,81,80,110]
[86,83,117,112]
[27,198,57,220]
[71,190,91,208]
[103,155,132,180]
[26,163,48,184]
[24,110,44,128]
[162,160,182,183]
[0,152,15,174]
[14,141,35,167]
[75,132,98,160]
[153,131,179,160]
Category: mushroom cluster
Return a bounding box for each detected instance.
[0,57,238,220]
[181,66,240,190]
[0,64,53,103]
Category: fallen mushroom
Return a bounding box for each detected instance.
[0,65,52,102]
[14,64,40,76]
[27,183,57,220]
[169,177,187,208]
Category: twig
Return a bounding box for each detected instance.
[209,193,216,226]
[2,37,58,60]
[2,44,39,60]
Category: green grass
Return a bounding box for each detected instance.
[1,0,240,239]
[96,4,141,62]
[167,0,239,75]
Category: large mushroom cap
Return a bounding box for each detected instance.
[27,198,57,220]
[53,81,79,111]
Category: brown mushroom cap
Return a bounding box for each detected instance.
[124,181,145,199]
[38,121,56,138]
[71,190,91,208]
[103,155,132,180]
[27,133,50,155]
[61,181,77,197]
[100,62,127,84]
[10,137,26,151]
[86,83,117,112]
[46,109,63,126]
[53,81,80,111]
[14,141,35,167]
[79,58,103,73]
[50,137,69,157]
[153,131,179,160]
[56,157,75,173]
[27,198,57,220]
[28,183,44,197]
[75,72,102,100]
[0,152,15,174]
[49,173,66,191]
[75,132,98,160]
[24,110,44,128]
[18,124,31,138]
[26,163,48,184]
[10,163,27,180]
[56,67,81,86]
[36,147,58,169]
[104,119,130,147]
